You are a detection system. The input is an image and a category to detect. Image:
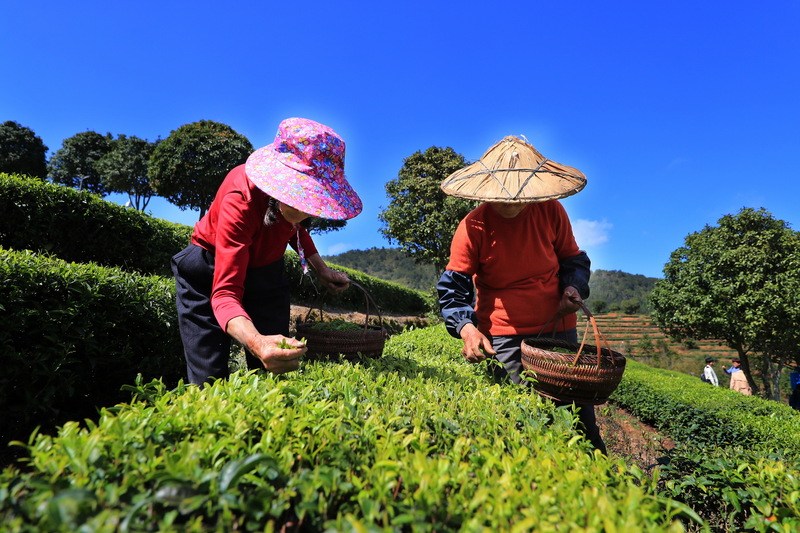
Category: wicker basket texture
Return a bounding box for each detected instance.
[295,281,388,361]
[521,337,625,405]
[521,302,626,405]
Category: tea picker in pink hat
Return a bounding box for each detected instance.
[171,118,362,385]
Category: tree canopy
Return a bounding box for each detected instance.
[0,121,49,179]
[308,218,347,235]
[651,207,800,400]
[95,135,157,211]
[378,146,477,273]
[148,120,253,219]
[47,131,113,195]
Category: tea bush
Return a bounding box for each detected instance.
[0,247,184,446]
[0,327,690,532]
[611,360,800,456]
[0,173,192,277]
[657,444,800,531]
[285,251,432,316]
[1,172,430,316]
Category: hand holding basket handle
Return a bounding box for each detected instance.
[317,265,350,294]
[557,286,585,317]
[522,299,627,405]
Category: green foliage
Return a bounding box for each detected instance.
[0,173,192,277]
[379,146,478,273]
[148,120,253,218]
[47,130,113,195]
[0,121,48,179]
[611,360,800,456]
[94,134,157,211]
[651,207,800,401]
[592,299,608,313]
[323,246,438,291]
[307,318,363,331]
[307,217,347,234]
[0,247,184,447]
[0,327,689,532]
[658,445,800,532]
[587,270,657,314]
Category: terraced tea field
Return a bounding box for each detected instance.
[590,313,739,376]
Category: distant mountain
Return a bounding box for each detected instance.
[324,249,658,313]
[323,247,438,292]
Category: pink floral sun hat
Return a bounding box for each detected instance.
[245,118,363,220]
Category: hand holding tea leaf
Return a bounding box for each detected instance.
[459,323,496,363]
[276,337,307,349]
[226,317,307,374]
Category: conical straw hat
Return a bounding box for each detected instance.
[440,135,586,202]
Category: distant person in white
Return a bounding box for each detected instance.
[703,357,719,386]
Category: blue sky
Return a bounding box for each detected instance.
[3,1,798,278]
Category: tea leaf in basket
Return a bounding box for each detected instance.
[308,319,363,332]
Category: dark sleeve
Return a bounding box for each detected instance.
[558,251,591,299]
[437,270,477,339]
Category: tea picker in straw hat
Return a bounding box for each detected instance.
[437,135,606,453]
[171,118,362,385]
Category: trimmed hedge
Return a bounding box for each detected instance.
[285,251,432,316]
[0,327,691,532]
[0,248,184,447]
[0,173,192,277]
[610,360,800,456]
[1,172,430,316]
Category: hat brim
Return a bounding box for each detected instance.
[440,136,586,203]
[245,143,362,220]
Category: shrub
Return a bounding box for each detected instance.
[0,327,691,531]
[0,248,184,446]
[0,172,191,277]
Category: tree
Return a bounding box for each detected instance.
[95,134,157,211]
[48,131,113,195]
[379,146,477,273]
[148,120,253,219]
[0,121,49,179]
[651,208,800,400]
[620,299,641,314]
[308,218,347,235]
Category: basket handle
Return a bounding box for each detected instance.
[570,298,623,368]
[350,281,384,337]
[301,280,384,338]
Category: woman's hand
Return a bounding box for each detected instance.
[459,323,496,363]
[317,266,350,294]
[307,253,350,294]
[248,334,307,374]
[226,316,306,374]
[557,286,583,317]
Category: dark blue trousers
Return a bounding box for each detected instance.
[490,330,607,454]
[171,244,290,385]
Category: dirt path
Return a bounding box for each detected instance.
[289,304,429,335]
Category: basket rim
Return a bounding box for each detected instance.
[522,337,625,362]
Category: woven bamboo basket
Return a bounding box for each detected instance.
[295,281,388,361]
[521,303,626,405]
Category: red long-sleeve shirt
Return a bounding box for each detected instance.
[445,201,581,336]
[191,165,317,331]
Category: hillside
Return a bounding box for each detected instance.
[587,270,658,314]
[325,248,658,312]
[323,247,437,291]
